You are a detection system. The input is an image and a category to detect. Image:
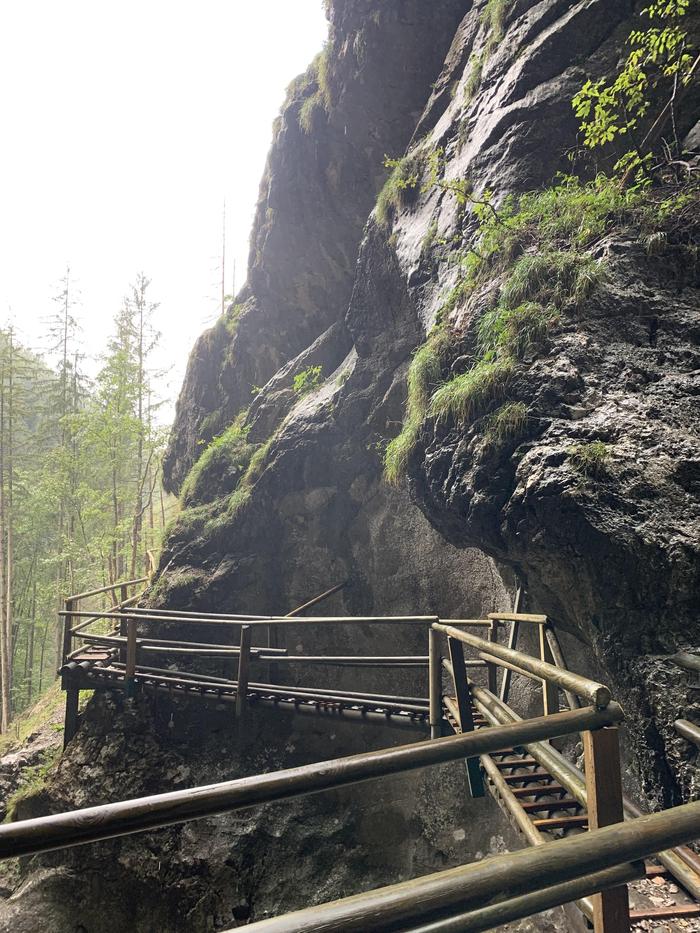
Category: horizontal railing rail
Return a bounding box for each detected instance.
[675,718,700,747]
[432,622,611,708]
[237,802,700,933]
[0,703,622,860]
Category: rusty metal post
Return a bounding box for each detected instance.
[236,625,252,723]
[125,618,138,698]
[63,683,79,748]
[61,598,75,668]
[429,626,443,740]
[539,623,559,716]
[584,726,631,933]
[487,620,499,694]
[448,636,485,798]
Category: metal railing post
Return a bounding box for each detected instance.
[62,598,75,667]
[429,626,442,740]
[487,620,499,694]
[236,625,252,724]
[125,618,138,698]
[583,725,631,933]
[447,636,485,798]
[539,623,559,716]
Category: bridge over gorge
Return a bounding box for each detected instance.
[2,581,700,932]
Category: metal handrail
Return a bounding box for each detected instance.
[432,622,611,708]
[237,802,700,933]
[0,703,622,859]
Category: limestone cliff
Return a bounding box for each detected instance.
[3,1,700,930]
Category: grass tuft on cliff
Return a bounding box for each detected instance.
[429,357,514,425]
[181,417,254,508]
[376,151,424,228]
[383,173,699,485]
[484,402,529,445]
[568,440,610,478]
[384,322,452,484]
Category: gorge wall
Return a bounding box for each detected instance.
[2,0,699,930]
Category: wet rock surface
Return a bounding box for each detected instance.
[4,0,700,929]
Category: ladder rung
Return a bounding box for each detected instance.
[520,799,581,813]
[509,784,567,798]
[532,815,588,830]
[494,758,538,769]
[502,771,552,785]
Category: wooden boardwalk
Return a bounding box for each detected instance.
[40,580,700,932]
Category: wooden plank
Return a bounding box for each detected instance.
[520,799,580,813]
[447,636,485,797]
[499,585,523,704]
[502,771,552,785]
[510,783,567,798]
[545,623,581,710]
[62,598,75,665]
[584,726,630,933]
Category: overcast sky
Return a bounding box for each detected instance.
[0,1,328,416]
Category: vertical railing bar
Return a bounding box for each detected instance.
[545,622,581,710]
[125,618,138,698]
[429,626,443,741]
[500,585,523,705]
[447,636,485,798]
[539,622,559,716]
[236,625,252,725]
[583,725,631,933]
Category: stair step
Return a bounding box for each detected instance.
[494,758,538,769]
[532,815,588,830]
[520,799,580,813]
[502,771,552,785]
[509,784,567,798]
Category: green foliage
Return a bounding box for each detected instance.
[223,303,245,336]
[384,323,452,485]
[572,0,696,175]
[482,0,507,55]
[464,53,485,102]
[376,152,423,227]
[4,754,58,822]
[293,47,332,135]
[293,365,323,396]
[299,95,323,134]
[0,683,63,757]
[478,302,558,362]
[383,164,699,484]
[429,357,514,425]
[484,402,529,445]
[568,440,610,477]
[180,417,253,507]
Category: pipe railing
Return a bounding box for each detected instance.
[237,802,700,933]
[431,622,611,708]
[0,703,622,859]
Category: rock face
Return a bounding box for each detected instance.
[4,0,700,929]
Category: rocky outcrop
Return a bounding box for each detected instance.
[4,0,700,930]
[162,0,468,492]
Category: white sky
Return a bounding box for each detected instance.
[0,1,328,417]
